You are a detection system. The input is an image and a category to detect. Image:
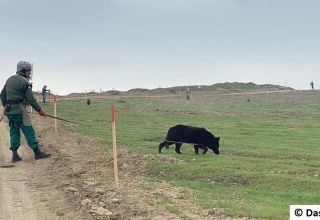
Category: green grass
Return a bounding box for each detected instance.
[42,91,320,219]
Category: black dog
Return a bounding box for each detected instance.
[159,125,220,155]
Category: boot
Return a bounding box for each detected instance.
[33,147,51,160]
[12,150,22,163]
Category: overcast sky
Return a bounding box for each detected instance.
[0,0,319,95]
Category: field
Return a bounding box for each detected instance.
[44,90,320,219]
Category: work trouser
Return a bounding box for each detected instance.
[6,114,38,151]
[42,93,46,103]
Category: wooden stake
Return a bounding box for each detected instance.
[36,94,40,118]
[35,94,39,130]
[111,104,119,189]
[94,161,97,185]
[54,96,57,133]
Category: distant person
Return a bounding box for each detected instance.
[185,88,192,100]
[310,81,314,91]
[41,85,50,103]
[0,61,51,162]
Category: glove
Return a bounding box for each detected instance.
[38,109,46,117]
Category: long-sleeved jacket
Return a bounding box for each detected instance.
[0,74,41,114]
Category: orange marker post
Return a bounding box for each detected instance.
[54,96,57,133]
[111,104,119,189]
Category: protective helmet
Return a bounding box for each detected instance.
[17,61,32,72]
[16,61,33,79]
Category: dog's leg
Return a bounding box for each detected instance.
[202,146,208,154]
[197,145,208,154]
[159,141,167,153]
[159,141,174,153]
[175,143,183,154]
[166,141,174,148]
[194,145,199,154]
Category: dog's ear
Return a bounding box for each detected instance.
[216,137,220,141]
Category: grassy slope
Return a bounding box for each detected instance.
[43,91,320,219]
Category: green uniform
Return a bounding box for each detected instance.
[1,74,41,150]
[42,86,49,103]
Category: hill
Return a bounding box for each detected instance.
[66,82,294,97]
[151,82,293,94]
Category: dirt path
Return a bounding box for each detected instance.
[0,120,60,220]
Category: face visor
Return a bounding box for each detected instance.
[27,63,34,81]
[17,61,33,80]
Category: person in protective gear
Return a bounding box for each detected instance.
[41,85,50,103]
[0,61,51,163]
[310,81,314,91]
[185,88,192,100]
